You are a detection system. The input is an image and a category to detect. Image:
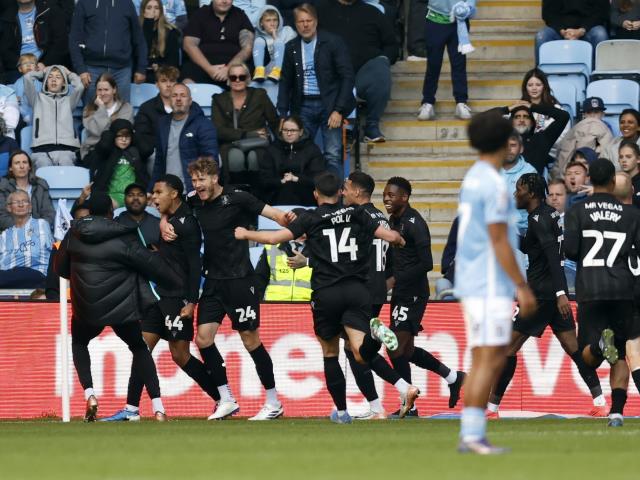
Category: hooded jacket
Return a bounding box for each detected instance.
[81,101,134,159]
[0,0,70,83]
[24,66,84,150]
[91,119,149,193]
[54,215,179,327]
[69,0,148,74]
[254,5,297,59]
[152,102,218,191]
[0,175,55,231]
[554,117,615,177]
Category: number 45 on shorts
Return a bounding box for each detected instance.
[235,306,257,323]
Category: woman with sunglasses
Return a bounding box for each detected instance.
[259,115,326,206]
[0,150,55,231]
[212,62,279,193]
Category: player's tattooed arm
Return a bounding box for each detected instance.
[235,226,294,245]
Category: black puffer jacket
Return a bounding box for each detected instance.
[54,216,179,327]
[259,135,326,206]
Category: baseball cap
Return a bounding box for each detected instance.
[124,182,147,195]
[582,97,606,113]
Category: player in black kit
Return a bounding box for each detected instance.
[177,158,289,421]
[235,172,421,423]
[383,177,464,417]
[564,158,640,427]
[102,174,222,421]
[486,173,604,418]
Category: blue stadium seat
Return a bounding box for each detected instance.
[130,83,159,115]
[591,40,640,83]
[548,79,577,121]
[20,125,32,155]
[586,79,640,114]
[249,245,263,268]
[35,166,89,204]
[257,205,314,230]
[187,83,223,118]
[539,40,593,100]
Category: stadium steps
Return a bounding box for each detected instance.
[362,0,541,293]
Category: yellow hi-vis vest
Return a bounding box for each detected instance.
[264,244,313,301]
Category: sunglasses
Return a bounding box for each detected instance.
[229,74,247,82]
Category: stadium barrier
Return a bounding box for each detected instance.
[1,299,639,419]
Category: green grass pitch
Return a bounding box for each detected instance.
[1,418,639,479]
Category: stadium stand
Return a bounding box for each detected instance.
[538,40,592,101]
[591,40,640,83]
[20,125,32,155]
[130,83,160,115]
[186,83,224,118]
[34,166,89,208]
[586,79,640,135]
[548,78,578,122]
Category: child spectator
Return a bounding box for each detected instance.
[139,0,181,83]
[24,65,84,169]
[11,53,40,125]
[554,97,615,177]
[417,0,476,121]
[252,6,297,82]
[90,119,149,208]
[0,117,19,177]
[611,0,640,39]
[0,83,20,139]
[81,73,134,161]
[0,150,55,231]
[617,140,640,208]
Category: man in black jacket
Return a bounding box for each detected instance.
[134,66,179,167]
[0,0,71,84]
[54,192,179,422]
[536,0,609,64]
[490,103,570,176]
[316,0,398,142]
[277,3,355,177]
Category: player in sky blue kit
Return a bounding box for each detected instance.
[455,112,536,454]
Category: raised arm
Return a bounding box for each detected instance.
[234,226,294,245]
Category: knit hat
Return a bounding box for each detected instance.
[574,147,598,165]
[109,118,134,136]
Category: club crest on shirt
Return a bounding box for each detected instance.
[221,195,230,206]
[409,217,415,224]
[532,215,539,222]
[250,286,255,295]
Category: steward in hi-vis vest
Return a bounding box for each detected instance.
[255,242,312,301]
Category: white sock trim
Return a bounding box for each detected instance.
[125,404,139,413]
[445,370,457,384]
[151,397,164,414]
[84,388,95,401]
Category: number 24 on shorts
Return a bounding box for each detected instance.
[235,306,257,323]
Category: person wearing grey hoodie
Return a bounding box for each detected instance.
[24,65,85,170]
[252,5,297,82]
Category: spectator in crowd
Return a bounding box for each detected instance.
[252,5,296,82]
[416,0,475,121]
[182,0,255,87]
[0,117,19,177]
[546,178,575,292]
[212,62,279,189]
[140,0,181,83]
[0,189,53,287]
[12,53,40,126]
[573,146,598,167]
[259,114,326,205]
[81,73,134,161]
[0,0,70,85]
[603,108,640,164]
[536,0,609,63]
[69,0,148,103]
[134,65,179,171]
[200,0,266,25]
[266,0,306,27]
[152,83,218,190]
[90,119,149,208]
[490,102,570,176]
[115,182,160,246]
[0,84,20,139]
[277,3,355,176]
[435,216,457,300]
[0,150,55,231]
[617,140,640,208]
[501,131,537,233]
[611,0,640,39]
[133,0,189,31]
[555,97,615,176]
[406,0,428,60]
[564,159,589,207]
[317,0,398,142]
[24,65,84,169]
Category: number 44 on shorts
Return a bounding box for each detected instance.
[235,306,257,323]
[164,315,184,331]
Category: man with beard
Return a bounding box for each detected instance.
[115,183,160,246]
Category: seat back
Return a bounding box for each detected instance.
[130,83,159,114]
[539,40,593,79]
[595,40,640,72]
[586,79,640,114]
[35,166,90,200]
[187,83,223,118]
[20,125,33,155]
[548,79,577,120]
[249,245,263,268]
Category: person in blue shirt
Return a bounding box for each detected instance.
[454,110,536,455]
[501,132,537,234]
